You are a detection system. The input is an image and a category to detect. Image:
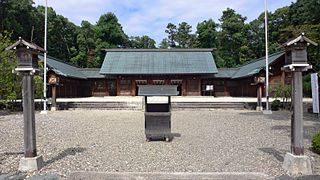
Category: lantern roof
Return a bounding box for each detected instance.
[6,37,46,52]
[277,33,318,49]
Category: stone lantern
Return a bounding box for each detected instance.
[278,33,318,175]
[6,37,45,171]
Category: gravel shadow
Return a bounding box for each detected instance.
[259,148,284,162]
[44,147,86,167]
[276,175,320,180]
[146,133,181,142]
[240,111,320,122]
[271,124,320,140]
[2,152,24,156]
[239,111,289,121]
[0,152,24,165]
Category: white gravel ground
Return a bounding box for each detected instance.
[0,109,320,179]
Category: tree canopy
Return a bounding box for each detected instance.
[1,0,320,70]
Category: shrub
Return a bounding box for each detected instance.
[312,131,320,154]
[271,99,281,111]
[269,84,291,109]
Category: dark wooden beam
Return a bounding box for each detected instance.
[131,79,136,96]
[117,78,120,96]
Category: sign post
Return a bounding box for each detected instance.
[6,38,45,171]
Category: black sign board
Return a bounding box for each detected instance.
[138,85,178,96]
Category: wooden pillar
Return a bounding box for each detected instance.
[198,79,201,96]
[51,85,56,111]
[256,85,262,111]
[131,79,136,96]
[241,84,244,97]
[246,80,249,96]
[224,80,227,96]
[22,74,37,157]
[291,70,304,155]
[74,81,77,97]
[58,84,61,97]
[117,78,120,96]
[105,80,109,96]
[70,80,72,97]
[282,71,286,85]
[91,80,95,96]
[182,79,187,96]
[65,82,67,97]
[165,79,170,85]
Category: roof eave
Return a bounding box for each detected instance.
[102,48,214,52]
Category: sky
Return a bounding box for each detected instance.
[32,0,295,45]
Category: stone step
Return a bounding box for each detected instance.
[54,102,245,110]
[172,102,245,109]
[57,102,142,110]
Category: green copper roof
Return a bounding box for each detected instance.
[100,49,218,75]
[214,68,239,78]
[39,55,87,79]
[80,69,105,78]
[232,51,285,79]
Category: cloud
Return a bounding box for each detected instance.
[33,0,294,45]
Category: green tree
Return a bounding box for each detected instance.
[196,19,218,49]
[289,0,320,26]
[165,22,196,48]
[159,38,169,49]
[0,32,21,102]
[176,22,196,48]
[95,13,127,67]
[71,20,96,67]
[218,8,247,67]
[0,0,37,41]
[165,23,177,48]
[127,35,156,49]
[140,35,156,48]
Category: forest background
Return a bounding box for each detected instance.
[0,0,319,100]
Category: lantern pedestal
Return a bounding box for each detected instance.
[18,156,44,171]
[282,153,312,175]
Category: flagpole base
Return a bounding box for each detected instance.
[263,110,272,114]
[40,110,47,115]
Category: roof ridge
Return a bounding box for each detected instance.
[39,54,88,79]
[236,51,285,68]
[39,54,81,69]
[103,48,214,52]
[80,68,101,71]
[217,68,239,70]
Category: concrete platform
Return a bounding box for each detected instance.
[48,97,312,111]
[52,96,312,103]
[68,172,272,180]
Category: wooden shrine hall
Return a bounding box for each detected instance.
[42,49,290,98]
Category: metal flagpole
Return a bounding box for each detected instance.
[263,0,272,114]
[41,0,48,114]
